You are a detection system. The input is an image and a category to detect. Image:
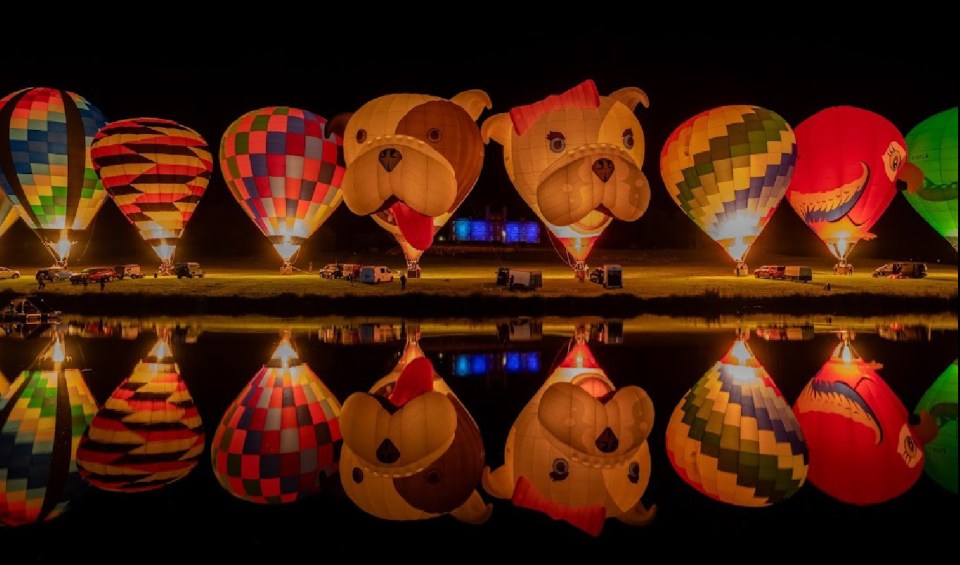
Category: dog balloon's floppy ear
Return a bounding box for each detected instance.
[481,113,512,146]
[324,112,353,139]
[609,87,649,111]
[450,90,492,122]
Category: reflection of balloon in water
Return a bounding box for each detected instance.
[786,107,905,264]
[665,338,808,506]
[482,80,651,277]
[0,87,108,264]
[0,337,97,526]
[794,340,925,505]
[661,106,797,268]
[219,107,345,265]
[210,337,342,504]
[0,193,17,239]
[336,90,491,276]
[902,107,958,251]
[339,337,490,523]
[483,339,655,536]
[91,118,212,269]
[77,337,204,492]
[915,359,957,493]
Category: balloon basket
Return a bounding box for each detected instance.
[834,262,854,275]
[574,261,588,283]
[406,261,421,279]
[734,262,749,277]
[280,262,294,275]
[156,261,174,277]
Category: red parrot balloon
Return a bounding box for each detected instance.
[785,107,906,270]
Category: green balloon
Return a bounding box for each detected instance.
[904,107,958,251]
[915,360,958,493]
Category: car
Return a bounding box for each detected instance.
[359,266,394,284]
[0,267,21,280]
[754,265,786,279]
[70,267,116,285]
[174,262,204,279]
[114,264,144,279]
[318,263,343,279]
[873,262,927,279]
[36,266,73,282]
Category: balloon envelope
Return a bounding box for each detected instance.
[0,194,17,239]
[0,87,108,262]
[219,107,344,262]
[786,106,906,260]
[903,107,958,251]
[661,106,797,262]
[91,118,212,262]
[915,360,957,493]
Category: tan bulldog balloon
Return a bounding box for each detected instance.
[328,91,491,276]
[482,80,651,277]
[338,338,491,523]
[482,341,655,536]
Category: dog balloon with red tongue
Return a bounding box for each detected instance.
[338,338,491,523]
[482,338,655,536]
[328,90,491,278]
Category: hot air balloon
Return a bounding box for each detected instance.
[915,359,957,493]
[483,333,655,536]
[482,80,650,280]
[210,335,342,504]
[786,107,906,274]
[77,335,204,492]
[219,107,344,273]
[332,90,491,277]
[902,107,958,251]
[0,370,8,395]
[665,337,808,506]
[0,87,108,266]
[91,118,212,274]
[661,106,797,276]
[0,335,97,526]
[339,334,491,523]
[0,193,17,240]
[794,338,925,505]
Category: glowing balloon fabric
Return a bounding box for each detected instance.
[0,194,16,239]
[210,339,342,504]
[786,106,906,261]
[903,107,958,251]
[77,339,204,492]
[665,339,808,507]
[794,341,924,505]
[0,87,108,262]
[219,107,344,262]
[660,106,797,263]
[915,360,957,493]
[91,118,212,263]
[0,343,97,526]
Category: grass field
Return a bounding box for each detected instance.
[2,252,956,301]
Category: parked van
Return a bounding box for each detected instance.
[507,269,543,291]
[359,266,394,284]
[873,262,927,279]
[174,262,204,279]
[114,264,144,279]
[783,266,813,282]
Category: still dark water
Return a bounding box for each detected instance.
[1,315,957,559]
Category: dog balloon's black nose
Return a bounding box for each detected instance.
[376,438,401,463]
[595,426,619,453]
[592,158,615,183]
[378,148,403,172]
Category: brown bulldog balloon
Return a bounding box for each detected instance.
[338,339,491,523]
[328,91,491,275]
[482,341,655,536]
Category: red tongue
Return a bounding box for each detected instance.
[390,201,435,251]
[388,356,435,407]
[512,476,606,537]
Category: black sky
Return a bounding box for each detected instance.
[1,38,956,267]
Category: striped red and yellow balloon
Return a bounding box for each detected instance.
[219,107,344,262]
[91,118,212,263]
[0,87,108,263]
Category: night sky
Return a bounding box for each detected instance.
[2,39,956,267]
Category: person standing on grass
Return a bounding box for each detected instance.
[400,273,407,290]
[36,271,45,290]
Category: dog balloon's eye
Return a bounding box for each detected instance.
[356,129,367,144]
[628,461,640,484]
[425,468,441,485]
[427,128,442,143]
[549,457,570,481]
[622,128,635,150]
[547,131,566,153]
